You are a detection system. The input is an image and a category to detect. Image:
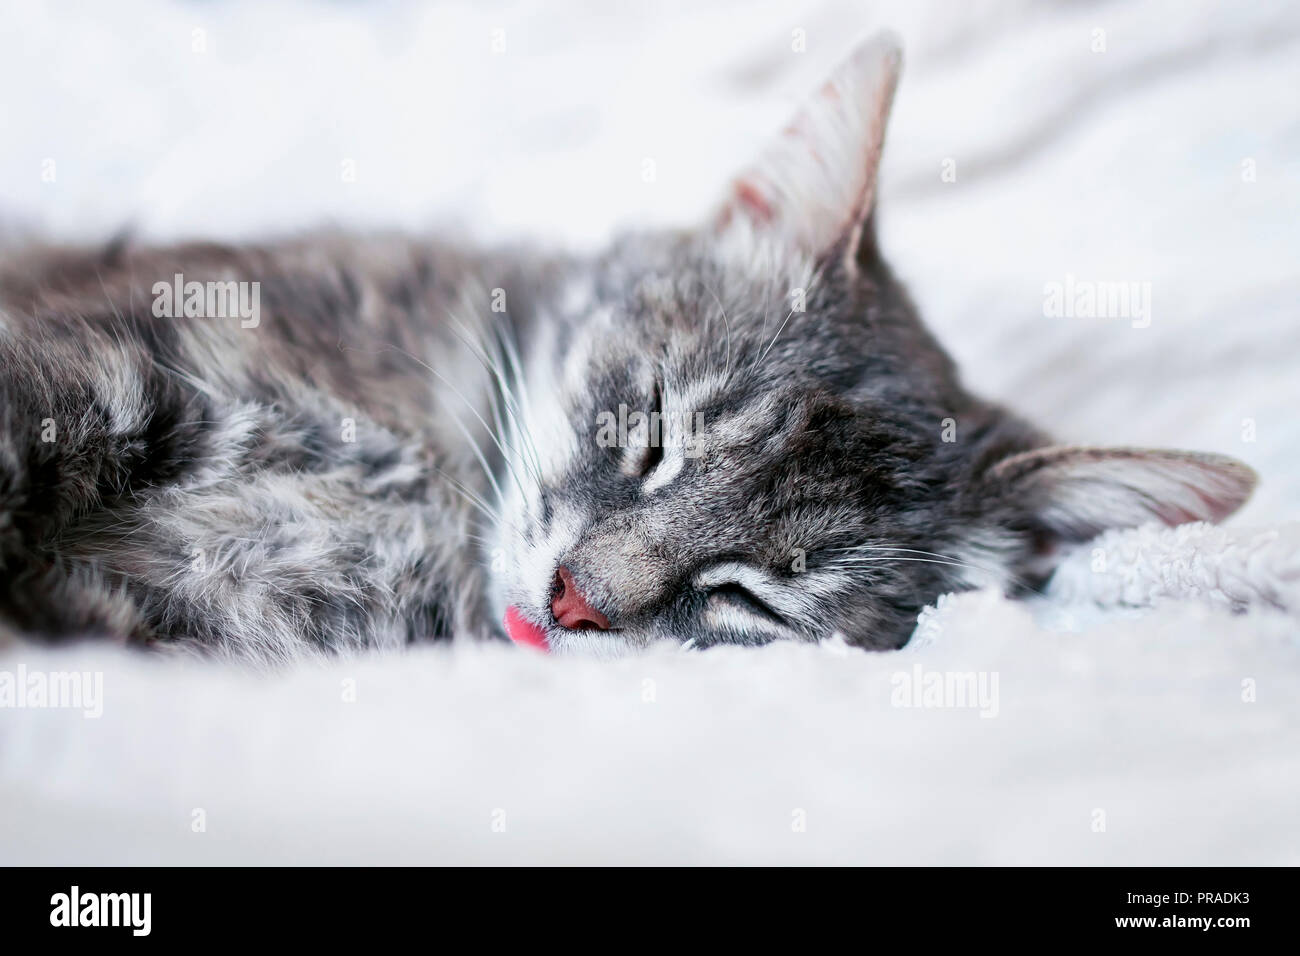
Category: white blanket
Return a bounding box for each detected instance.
[1,0,1297,864]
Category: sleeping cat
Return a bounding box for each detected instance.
[0,34,1255,661]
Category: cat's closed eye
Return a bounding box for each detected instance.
[705,581,788,626]
[628,378,665,479]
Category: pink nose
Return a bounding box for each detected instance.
[550,565,610,630]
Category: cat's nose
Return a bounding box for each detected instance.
[551,565,611,631]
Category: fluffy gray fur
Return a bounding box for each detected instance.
[0,35,1255,662]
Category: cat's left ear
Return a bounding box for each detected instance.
[981,445,1258,547]
[713,32,902,264]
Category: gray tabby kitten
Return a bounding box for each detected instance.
[0,36,1254,661]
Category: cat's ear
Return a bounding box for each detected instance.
[983,446,1257,545]
[713,32,901,263]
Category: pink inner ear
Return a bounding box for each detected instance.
[713,32,901,256]
[732,179,775,223]
[504,606,548,652]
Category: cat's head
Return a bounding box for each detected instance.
[489,34,1256,656]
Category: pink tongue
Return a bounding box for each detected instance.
[504,606,549,652]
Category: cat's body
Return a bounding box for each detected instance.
[0,235,513,658]
[0,36,1256,661]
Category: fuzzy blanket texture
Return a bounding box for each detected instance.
[1,0,1298,864]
